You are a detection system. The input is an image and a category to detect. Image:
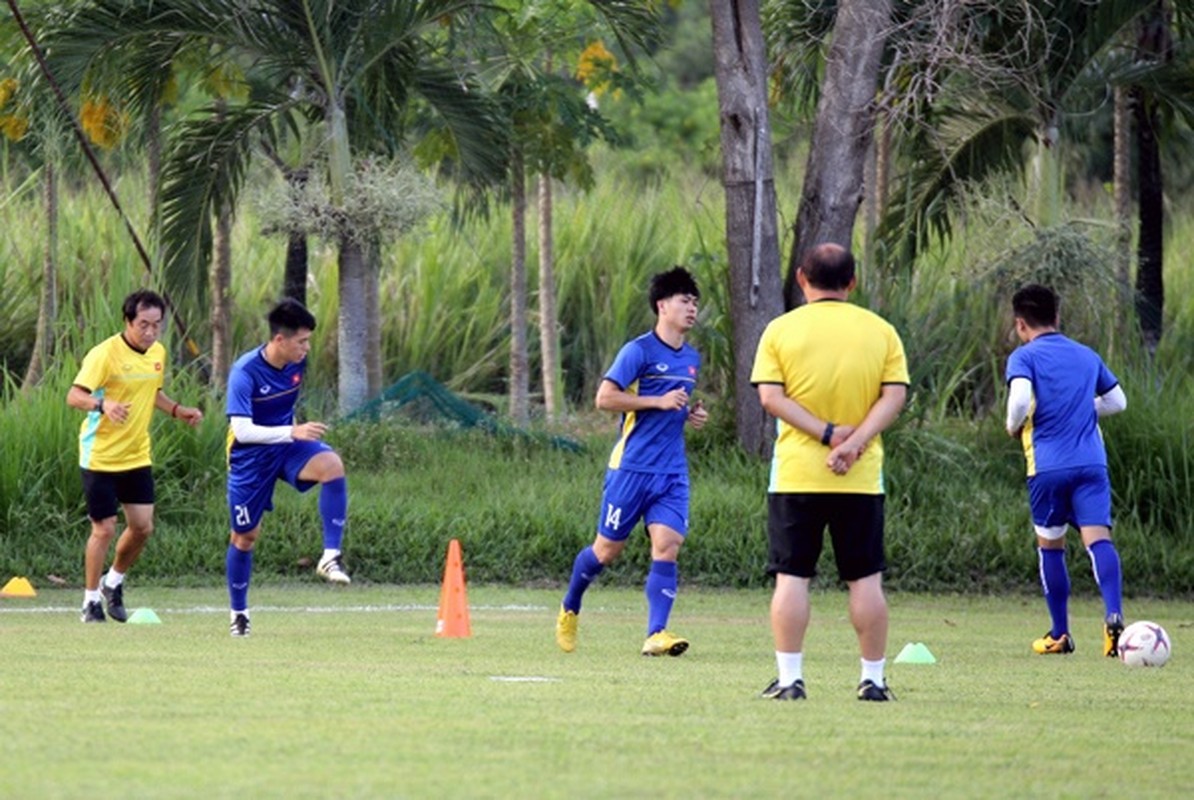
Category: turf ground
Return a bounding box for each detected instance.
[1,585,1190,799]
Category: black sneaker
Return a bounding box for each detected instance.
[857,680,895,702]
[101,582,128,623]
[760,678,807,700]
[230,613,251,638]
[81,600,105,623]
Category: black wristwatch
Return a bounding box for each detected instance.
[96,398,105,415]
[821,422,835,445]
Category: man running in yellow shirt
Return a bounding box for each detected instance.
[66,290,203,623]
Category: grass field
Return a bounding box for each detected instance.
[1,585,1190,799]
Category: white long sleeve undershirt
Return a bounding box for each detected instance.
[230,415,293,444]
[1005,379,1127,433]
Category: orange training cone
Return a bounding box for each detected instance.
[435,539,472,638]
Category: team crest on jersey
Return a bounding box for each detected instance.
[688,365,697,376]
[291,374,301,385]
[155,362,162,371]
[655,363,669,372]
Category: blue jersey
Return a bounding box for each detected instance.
[1005,332,1119,476]
[226,346,306,454]
[604,331,700,475]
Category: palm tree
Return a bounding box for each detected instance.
[46,0,508,413]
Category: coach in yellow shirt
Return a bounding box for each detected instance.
[751,243,908,702]
[66,290,203,623]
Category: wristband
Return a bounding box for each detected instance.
[171,402,179,418]
[96,398,104,415]
[821,422,835,446]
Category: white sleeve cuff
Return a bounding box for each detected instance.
[230,416,293,444]
[1095,384,1127,417]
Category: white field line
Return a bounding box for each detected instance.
[0,603,550,615]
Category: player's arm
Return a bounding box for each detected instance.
[1094,384,1126,418]
[1005,377,1033,437]
[229,416,327,443]
[756,384,854,447]
[155,391,204,427]
[66,384,130,422]
[596,378,688,413]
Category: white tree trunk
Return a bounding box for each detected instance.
[509,150,530,425]
[210,200,232,389]
[537,173,561,423]
[338,236,370,415]
[22,161,57,391]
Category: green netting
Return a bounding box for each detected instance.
[343,370,584,453]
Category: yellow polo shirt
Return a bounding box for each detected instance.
[751,300,908,494]
[73,333,166,471]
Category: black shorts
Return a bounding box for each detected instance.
[81,467,155,521]
[767,493,886,582]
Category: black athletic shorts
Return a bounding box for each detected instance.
[81,466,155,521]
[766,493,886,582]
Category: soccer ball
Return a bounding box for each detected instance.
[1118,621,1171,668]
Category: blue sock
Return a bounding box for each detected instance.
[227,545,253,613]
[1038,547,1070,638]
[562,546,604,613]
[645,560,678,636]
[319,477,348,551]
[1087,540,1123,619]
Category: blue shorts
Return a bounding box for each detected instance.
[228,440,333,533]
[596,469,689,541]
[1027,466,1112,529]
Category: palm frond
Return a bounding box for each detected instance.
[156,101,296,313]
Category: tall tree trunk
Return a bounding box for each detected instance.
[709,0,785,457]
[537,173,561,423]
[146,103,161,255]
[283,168,309,305]
[1133,86,1163,354]
[509,148,530,425]
[1112,85,1132,296]
[209,200,232,389]
[784,0,892,309]
[338,236,369,415]
[1132,1,1171,354]
[364,236,382,398]
[22,161,57,391]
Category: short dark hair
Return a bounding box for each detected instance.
[1012,284,1059,328]
[799,243,855,290]
[648,266,699,316]
[122,289,166,322]
[268,298,317,336]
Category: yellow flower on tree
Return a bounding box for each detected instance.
[576,40,617,96]
[80,96,127,149]
[0,78,17,109]
[0,114,29,141]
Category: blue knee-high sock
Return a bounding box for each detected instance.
[1087,540,1123,618]
[1038,547,1070,637]
[645,560,678,636]
[227,545,253,613]
[319,477,348,551]
[562,546,604,613]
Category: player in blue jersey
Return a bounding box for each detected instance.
[556,266,708,656]
[224,299,351,637]
[1005,284,1128,657]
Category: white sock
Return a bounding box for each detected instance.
[861,657,886,687]
[230,609,249,621]
[84,589,101,605]
[776,651,803,687]
[321,548,340,562]
[104,569,125,588]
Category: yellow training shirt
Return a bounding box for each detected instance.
[73,333,166,471]
[751,300,908,494]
